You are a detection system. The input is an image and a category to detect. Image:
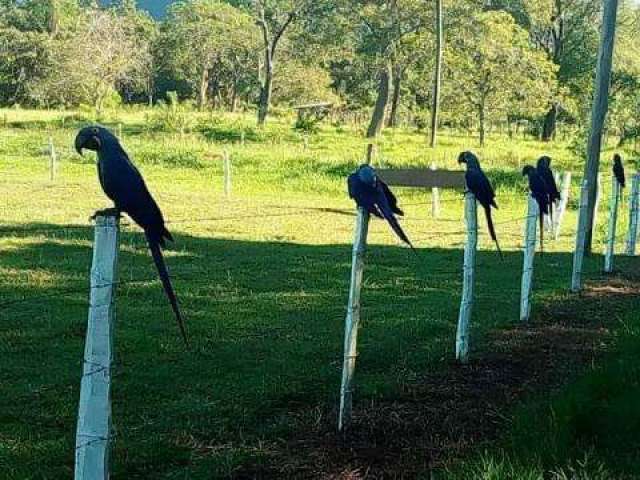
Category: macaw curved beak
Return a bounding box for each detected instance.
[74,133,86,156]
[74,129,101,156]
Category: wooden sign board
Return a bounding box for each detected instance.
[377,169,466,189]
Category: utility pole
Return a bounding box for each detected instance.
[581,0,619,253]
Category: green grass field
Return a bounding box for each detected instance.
[1,107,638,479]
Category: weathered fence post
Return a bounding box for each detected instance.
[553,172,572,240]
[604,175,621,272]
[571,180,589,293]
[338,207,370,431]
[223,150,232,197]
[520,195,539,322]
[75,212,120,480]
[48,136,57,181]
[456,191,477,363]
[626,174,640,256]
[430,162,440,218]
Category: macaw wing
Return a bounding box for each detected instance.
[379,179,403,215]
[466,170,496,208]
[348,174,383,218]
[376,184,413,248]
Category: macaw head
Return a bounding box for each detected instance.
[357,164,378,187]
[75,125,118,156]
[537,155,552,169]
[458,151,480,169]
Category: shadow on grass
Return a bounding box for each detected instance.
[0,222,610,479]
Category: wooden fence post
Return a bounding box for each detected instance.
[604,175,621,272]
[338,207,370,431]
[75,213,120,480]
[571,180,589,293]
[48,136,57,181]
[430,162,440,218]
[456,191,477,363]
[520,195,539,322]
[553,172,572,240]
[223,150,232,197]
[626,174,640,256]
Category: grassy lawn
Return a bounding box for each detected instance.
[0,107,638,478]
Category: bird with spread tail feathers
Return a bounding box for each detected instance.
[75,125,188,346]
[522,165,550,253]
[348,164,415,251]
[457,151,502,258]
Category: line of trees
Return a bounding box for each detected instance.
[1,0,639,145]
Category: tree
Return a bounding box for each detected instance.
[492,0,601,141]
[608,2,640,146]
[160,0,257,110]
[32,8,146,111]
[254,0,303,125]
[344,0,426,138]
[0,27,50,105]
[0,0,80,105]
[115,0,158,104]
[445,11,557,146]
[271,60,338,106]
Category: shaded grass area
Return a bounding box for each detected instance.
[0,222,620,479]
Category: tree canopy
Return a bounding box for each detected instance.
[1,0,639,143]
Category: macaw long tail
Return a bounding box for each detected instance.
[539,210,545,255]
[147,235,189,346]
[484,205,503,259]
[382,210,417,253]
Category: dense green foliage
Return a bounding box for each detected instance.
[1,0,639,144]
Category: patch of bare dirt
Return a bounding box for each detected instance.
[235,276,639,479]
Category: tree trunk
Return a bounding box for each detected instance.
[582,0,619,254]
[386,66,402,128]
[478,103,486,147]
[258,61,273,126]
[430,0,444,148]
[542,103,558,141]
[366,65,392,139]
[48,0,59,36]
[198,68,209,111]
[210,77,221,109]
[230,76,239,112]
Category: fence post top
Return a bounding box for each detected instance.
[92,210,121,225]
